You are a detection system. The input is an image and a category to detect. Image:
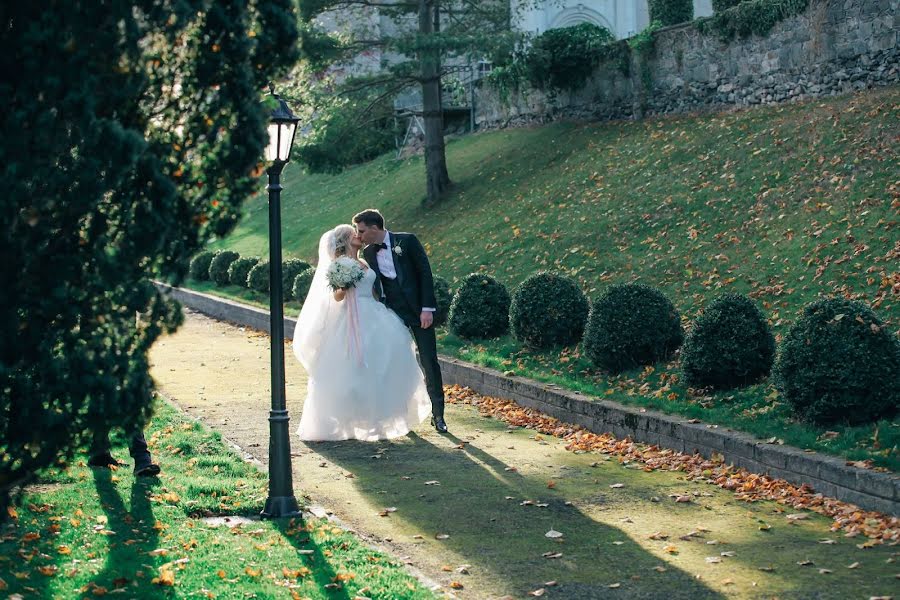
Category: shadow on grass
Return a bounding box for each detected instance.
[271,518,352,600]
[92,469,166,598]
[312,432,724,599]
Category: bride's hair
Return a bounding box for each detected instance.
[329,224,355,258]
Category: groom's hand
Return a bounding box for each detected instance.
[419,311,433,329]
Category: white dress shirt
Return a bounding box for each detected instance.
[375,231,398,279]
[375,231,434,312]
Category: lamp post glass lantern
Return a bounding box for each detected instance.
[261,88,302,520]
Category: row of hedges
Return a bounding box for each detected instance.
[445,271,899,427]
[189,252,457,320]
[189,250,314,302]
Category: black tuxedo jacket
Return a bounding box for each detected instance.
[363,232,436,318]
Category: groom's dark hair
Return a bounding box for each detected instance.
[353,209,384,230]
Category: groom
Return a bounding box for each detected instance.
[353,209,448,433]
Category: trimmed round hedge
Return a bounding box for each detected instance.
[773,298,900,426]
[292,267,315,304]
[228,256,260,288]
[247,260,269,293]
[448,273,510,339]
[680,293,775,390]
[433,276,453,328]
[189,251,215,281]
[282,259,312,301]
[209,250,240,286]
[583,283,683,373]
[510,271,589,349]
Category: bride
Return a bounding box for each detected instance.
[292,224,431,441]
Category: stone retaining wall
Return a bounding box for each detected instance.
[475,0,899,128]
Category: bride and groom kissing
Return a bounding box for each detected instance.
[292,209,449,441]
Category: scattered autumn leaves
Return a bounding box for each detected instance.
[445,385,899,543]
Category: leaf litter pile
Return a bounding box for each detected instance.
[445,385,898,544]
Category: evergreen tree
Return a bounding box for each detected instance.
[295,0,527,206]
[0,0,299,512]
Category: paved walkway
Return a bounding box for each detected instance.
[149,312,898,599]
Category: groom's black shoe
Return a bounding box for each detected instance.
[134,461,161,477]
[430,416,449,433]
[87,453,124,468]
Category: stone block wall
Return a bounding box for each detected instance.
[475,0,899,128]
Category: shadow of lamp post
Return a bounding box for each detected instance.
[261,85,302,520]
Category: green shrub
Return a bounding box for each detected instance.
[282,259,312,301]
[189,251,215,281]
[648,0,693,26]
[525,22,615,91]
[510,271,589,349]
[433,276,453,328]
[227,256,260,288]
[292,267,316,304]
[247,260,270,293]
[712,0,744,11]
[209,250,240,286]
[448,273,510,339]
[773,298,900,426]
[697,0,809,40]
[295,87,398,174]
[680,293,775,389]
[583,283,683,373]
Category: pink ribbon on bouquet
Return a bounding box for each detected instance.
[345,288,366,367]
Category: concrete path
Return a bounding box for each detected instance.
[149,312,899,599]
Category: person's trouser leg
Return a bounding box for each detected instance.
[411,325,445,419]
[129,432,151,466]
[87,428,120,467]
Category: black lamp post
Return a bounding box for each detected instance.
[261,86,302,520]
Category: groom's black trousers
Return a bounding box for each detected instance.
[410,324,445,417]
[380,277,445,418]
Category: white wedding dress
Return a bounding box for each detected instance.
[293,236,431,441]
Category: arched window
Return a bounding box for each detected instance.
[549,5,616,36]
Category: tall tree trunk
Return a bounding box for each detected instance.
[418,0,451,206]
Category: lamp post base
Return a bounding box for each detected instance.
[261,495,303,520]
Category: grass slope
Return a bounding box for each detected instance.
[204,87,899,469]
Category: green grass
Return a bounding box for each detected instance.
[200,86,899,470]
[0,400,433,599]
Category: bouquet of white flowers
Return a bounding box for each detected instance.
[325,257,365,291]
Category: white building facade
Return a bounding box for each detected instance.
[515,0,713,39]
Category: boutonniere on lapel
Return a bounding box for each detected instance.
[392,243,403,256]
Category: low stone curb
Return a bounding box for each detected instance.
[156,283,900,516]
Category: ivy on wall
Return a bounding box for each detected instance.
[712,0,745,11]
[648,0,694,26]
[697,0,811,41]
[628,21,664,93]
[525,23,616,92]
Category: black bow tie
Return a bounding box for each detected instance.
[374,242,388,251]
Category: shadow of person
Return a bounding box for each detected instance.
[312,431,725,599]
[271,518,353,600]
[92,470,167,598]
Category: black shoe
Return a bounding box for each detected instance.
[430,416,448,434]
[134,462,161,477]
[88,453,123,468]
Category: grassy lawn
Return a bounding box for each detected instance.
[194,86,899,471]
[0,400,433,599]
